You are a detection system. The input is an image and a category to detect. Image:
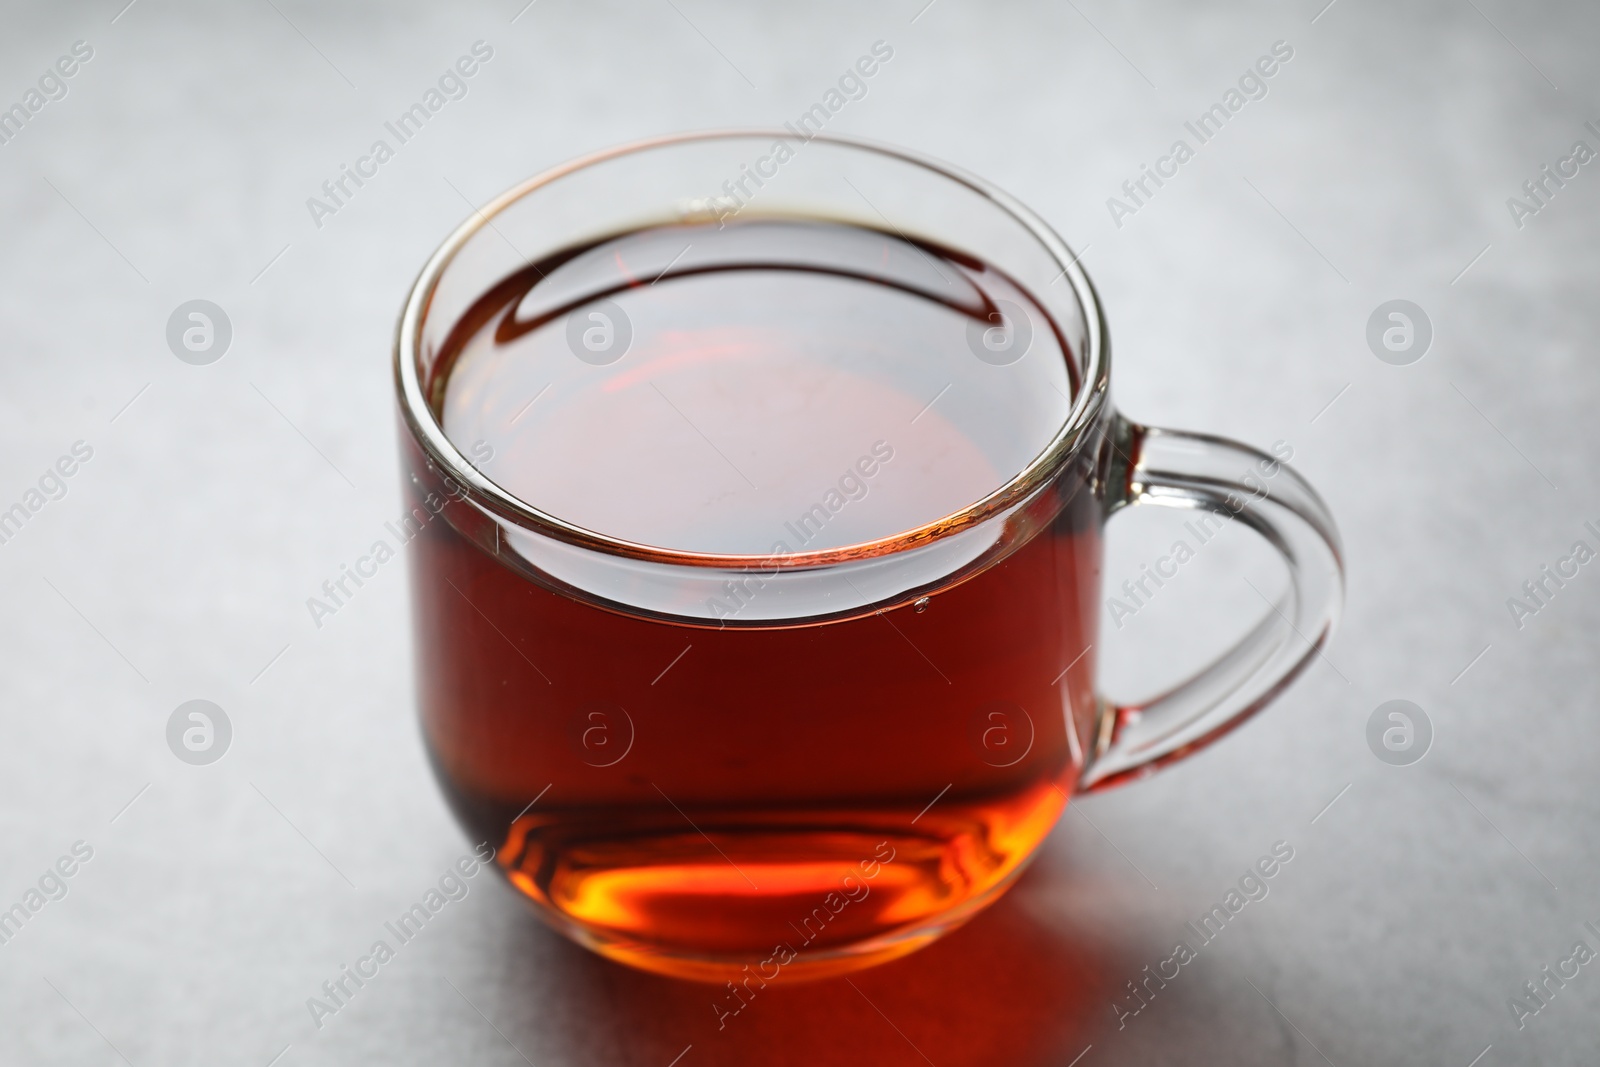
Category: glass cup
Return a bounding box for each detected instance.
[394,131,1343,983]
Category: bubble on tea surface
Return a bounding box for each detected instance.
[565,299,633,366]
[969,700,1035,768]
[1366,699,1431,766]
[166,300,232,365]
[1366,300,1431,366]
[166,699,232,765]
[965,297,1034,366]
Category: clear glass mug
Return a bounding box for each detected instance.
[394,131,1343,983]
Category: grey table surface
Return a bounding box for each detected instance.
[3,0,1598,1064]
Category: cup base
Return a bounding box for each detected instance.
[521,853,1037,984]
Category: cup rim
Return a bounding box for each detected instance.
[394,128,1109,570]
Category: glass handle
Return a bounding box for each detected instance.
[1080,412,1345,792]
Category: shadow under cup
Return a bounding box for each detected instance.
[394,132,1339,982]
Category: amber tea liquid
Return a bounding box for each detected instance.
[406,218,1104,980]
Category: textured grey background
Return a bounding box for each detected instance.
[1,1,1597,1064]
